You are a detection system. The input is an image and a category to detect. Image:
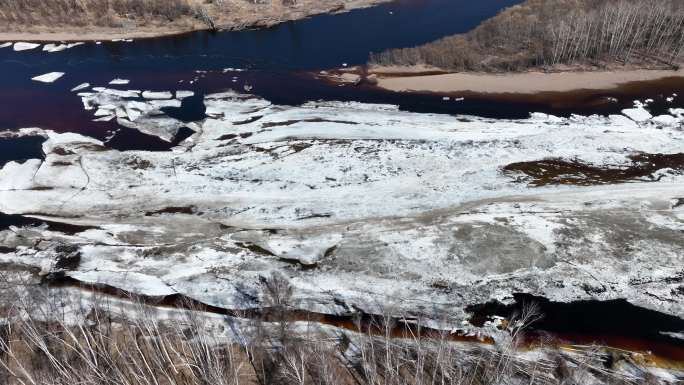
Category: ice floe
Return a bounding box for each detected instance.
[13,42,40,51]
[109,78,130,85]
[0,42,12,49]
[80,87,189,141]
[31,72,65,83]
[176,90,195,99]
[142,91,174,100]
[43,42,84,52]
[71,83,90,92]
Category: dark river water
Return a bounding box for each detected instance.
[2,0,683,150]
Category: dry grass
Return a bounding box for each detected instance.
[370,0,684,72]
[0,0,390,36]
[0,0,198,28]
[0,272,672,385]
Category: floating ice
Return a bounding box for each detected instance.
[176,90,195,100]
[13,42,40,51]
[43,42,84,53]
[109,78,130,85]
[0,42,11,49]
[142,91,173,100]
[31,72,65,83]
[71,83,90,92]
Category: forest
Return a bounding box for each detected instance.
[0,0,197,27]
[370,0,684,72]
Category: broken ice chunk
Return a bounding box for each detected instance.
[109,78,130,85]
[71,83,90,92]
[32,72,65,83]
[13,42,40,51]
[142,91,173,100]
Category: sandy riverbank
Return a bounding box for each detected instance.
[371,65,684,94]
[0,0,389,42]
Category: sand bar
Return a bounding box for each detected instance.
[374,67,684,94]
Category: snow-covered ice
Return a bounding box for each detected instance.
[1,93,684,334]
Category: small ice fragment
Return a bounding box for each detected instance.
[14,42,40,51]
[71,83,90,92]
[666,97,674,103]
[43,44,66,52]
[243,84,253,92]
[142,91,173,100]
[95,41,102,45]
[622,107,652,122]
[0,42,13,49]
[109,78,130,85]
[32,72,65,83]
[176,90,194,100]
[442,96,450,101]
[342,63,348,67]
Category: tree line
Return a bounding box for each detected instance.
[0,0,196,27]
[370,0,684,72]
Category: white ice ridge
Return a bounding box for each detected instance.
[31,72,65,83]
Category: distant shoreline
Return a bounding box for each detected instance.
[367,65,684,95]
[0,0,388,43]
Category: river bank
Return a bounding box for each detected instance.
[370,65,684,94]
[0,0,389,42]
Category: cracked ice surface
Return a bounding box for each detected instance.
[0,92,683,325]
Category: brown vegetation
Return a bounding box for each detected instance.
[0,0,197,28]
[370,0,684,72]
[0,272,673,385]
[0,0,390,39]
